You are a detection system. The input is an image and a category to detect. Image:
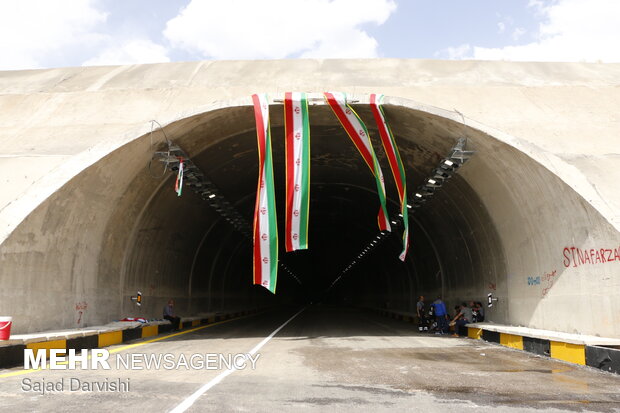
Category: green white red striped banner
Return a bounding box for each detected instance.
[175,158,184,197]
[370,94,409,261]
[324,92,391,232]
[284,92,311,252]
[252,94,278,293]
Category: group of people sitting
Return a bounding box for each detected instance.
[416,296,485,336]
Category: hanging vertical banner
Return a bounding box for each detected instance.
[284,92,311,252]
[324,92,391,232]
[370,94,409,261]
[175,158,184,197]
[252,94,278,293]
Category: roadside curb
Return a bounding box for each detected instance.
[373,307,620,375]
[0,308,261,370]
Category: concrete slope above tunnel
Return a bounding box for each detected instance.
[0,95,618,338]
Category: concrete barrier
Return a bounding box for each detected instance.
[0,308,262,369]
[373,306,620,375]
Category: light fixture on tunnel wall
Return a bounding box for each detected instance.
[424,178,442,188]
[130,291,142,307]
[433,168,452,180]
[410,137,473,209]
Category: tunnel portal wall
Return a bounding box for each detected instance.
[0,60,618,337]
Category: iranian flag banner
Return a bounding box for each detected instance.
[252,94,278,293]
[284,92,311,252]
[370,94,409,261]
[324,92,391,232]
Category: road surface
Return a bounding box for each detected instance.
[0,306,619,412]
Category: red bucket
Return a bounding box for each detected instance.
[0,317,12,340]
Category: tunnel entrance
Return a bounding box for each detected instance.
[3,94,617,338]
[112,98,505,322]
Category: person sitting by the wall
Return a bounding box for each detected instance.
[475,301,485,322]
[416,295,429,332]
[453,305,461,318]
[450,305,461,333]
[163,299,181,331]
[427,300,437,332]
[450,302,473,337]
[471,301,480,322]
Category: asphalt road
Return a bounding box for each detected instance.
[0,306,619,412]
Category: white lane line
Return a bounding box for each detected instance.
[169,308,305,413]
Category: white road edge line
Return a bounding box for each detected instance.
[169,307,306,413]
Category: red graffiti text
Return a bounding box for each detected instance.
[562,246,620,268]
[541,269,558,297]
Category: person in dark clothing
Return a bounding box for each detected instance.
[432,297,449,335]
[427,301,437,331]
[163,299,181,331]
[476,301,485,322]
[471,304,480,323]
[416,295,429,332]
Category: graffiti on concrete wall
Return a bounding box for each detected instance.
[562,246,620,268]
[526,270,558,298]
[541,270,558,297]
[75,301,88,325]
[522,244,618,299]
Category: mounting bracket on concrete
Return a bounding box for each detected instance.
[449,137,475,163]
[130,291,142,306]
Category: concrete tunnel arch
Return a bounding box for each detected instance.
[0,94,618,338]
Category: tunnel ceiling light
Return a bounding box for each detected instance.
[406,204,412,209]
[415,193,423,198]
[433,168,451,178]
[391,220,397,225]
[443,159,454,167]
[425,180,442,189]
[208,194,216,199]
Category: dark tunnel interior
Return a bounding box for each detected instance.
[113,102,504,319]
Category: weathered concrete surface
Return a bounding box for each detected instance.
[0,307,618,412]
[0,59,619,336]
